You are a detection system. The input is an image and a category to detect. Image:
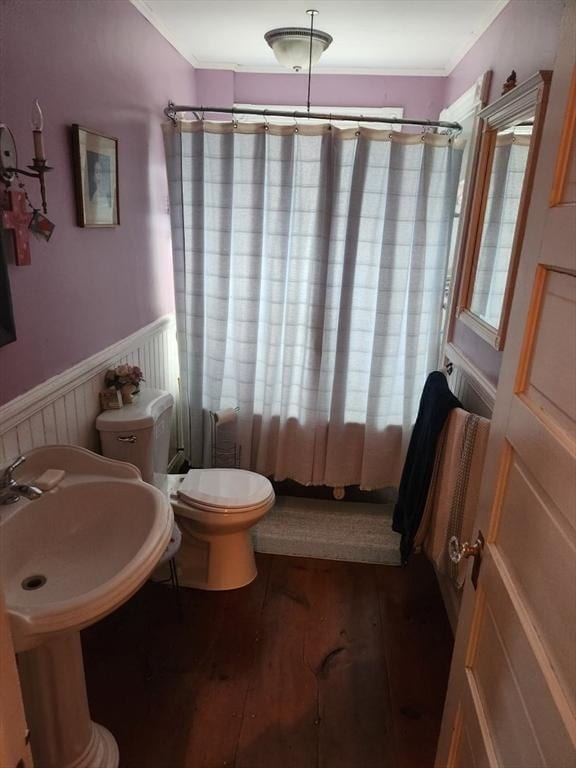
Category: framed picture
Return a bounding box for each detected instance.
[72,125,119,227]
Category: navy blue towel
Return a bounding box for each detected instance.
[392,371,461,564]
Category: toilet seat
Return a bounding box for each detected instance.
[175,490,275,516]
[176,468,273,512]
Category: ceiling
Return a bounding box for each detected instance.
[130,0,509,76]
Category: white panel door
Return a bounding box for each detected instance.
[436,4,576,766]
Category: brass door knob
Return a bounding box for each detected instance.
[448,535,483,564]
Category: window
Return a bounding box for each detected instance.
[234,104,404,130]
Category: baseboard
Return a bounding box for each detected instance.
[434,567,461,635]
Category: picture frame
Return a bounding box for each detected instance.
[71,125,119,227]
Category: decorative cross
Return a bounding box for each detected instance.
[1,189,33,266]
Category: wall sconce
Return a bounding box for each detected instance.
[0,100,52,214]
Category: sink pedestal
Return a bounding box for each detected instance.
[18,632,119,768]
[2,446,173,766]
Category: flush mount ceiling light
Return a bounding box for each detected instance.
[265,9,332,73]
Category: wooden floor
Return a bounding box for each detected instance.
[82,553,453,768]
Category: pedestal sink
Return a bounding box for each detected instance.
[0,445,173,768]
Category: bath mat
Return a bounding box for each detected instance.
[253,496,402,566]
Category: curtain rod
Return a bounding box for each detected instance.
[164,102,462,132]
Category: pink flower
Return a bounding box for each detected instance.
[103,363,144,390]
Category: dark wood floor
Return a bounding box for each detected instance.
[82,553,453,768]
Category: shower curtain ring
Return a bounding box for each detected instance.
[293,113,299,134]
[263,111,270,131]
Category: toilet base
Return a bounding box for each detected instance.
[175,519,258,590]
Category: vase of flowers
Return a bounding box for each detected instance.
[104,365,145,404]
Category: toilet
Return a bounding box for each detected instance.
[96,388,274,590]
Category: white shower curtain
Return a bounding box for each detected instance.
[164,121,462,488]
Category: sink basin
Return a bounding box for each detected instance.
[0,444,173,768]
[3,477,172,652]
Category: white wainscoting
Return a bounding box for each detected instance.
[0,315,180,466]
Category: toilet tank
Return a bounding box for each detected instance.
[96,388,174,483]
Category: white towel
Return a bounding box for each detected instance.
[414,407,490,588]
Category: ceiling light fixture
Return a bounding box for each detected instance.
[264,10,332,112]
[264,13,332,73]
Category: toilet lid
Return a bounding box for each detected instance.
[177,468,273,509]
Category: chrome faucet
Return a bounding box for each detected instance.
[0,456,43,505]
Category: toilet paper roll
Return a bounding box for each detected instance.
[213,407,238,425]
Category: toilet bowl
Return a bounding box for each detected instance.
[159,470,275,590]
[96,389,274,591]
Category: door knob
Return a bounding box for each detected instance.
[448,534,483,564]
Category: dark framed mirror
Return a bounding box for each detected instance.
[0,233,17,347]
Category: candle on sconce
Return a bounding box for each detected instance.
[31,99,45,161]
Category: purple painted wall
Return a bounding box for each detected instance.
[195,69,446,121]
[0,0,195,406]
[445,0,564,106]
[444,0,563,387]
[196,70,235,107]
[0,0,564,407]
[234,72,446,120]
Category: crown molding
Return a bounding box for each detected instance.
[201,63,449,77]
[130,0,202,68]
[130,0,512,78]
[445,0,510,75]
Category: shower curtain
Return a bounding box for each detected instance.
[164,120,462,489]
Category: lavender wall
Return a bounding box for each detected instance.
[0,0,196,406]
[196,70,446,121]
[196,70,235,107]
[1,0,564,407]
[444,0,564,387]
[234,72,446,119]
[445,0,564,106]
